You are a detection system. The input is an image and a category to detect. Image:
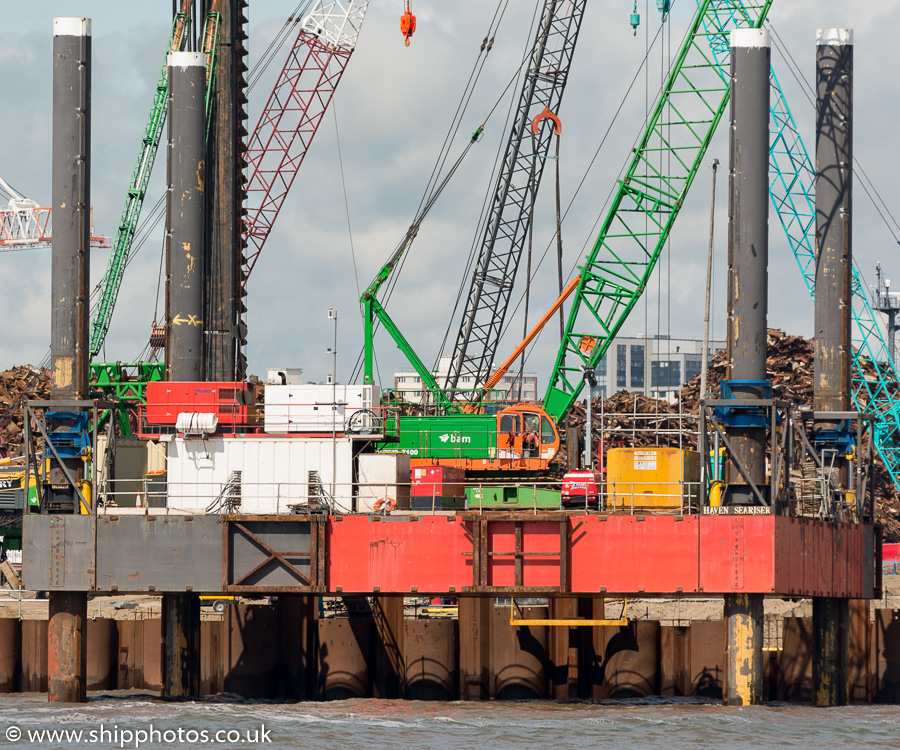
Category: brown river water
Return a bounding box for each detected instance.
[0,694,899,749]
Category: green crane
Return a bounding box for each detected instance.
[363,1,773,472]
[543,0,773,420]
[88,1,221,360]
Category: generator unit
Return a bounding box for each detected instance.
[144,381,258,433]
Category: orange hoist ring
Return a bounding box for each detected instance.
[531,106,562,135]
[401,3,416,46]
[375,497,397,513]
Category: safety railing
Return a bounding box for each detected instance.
[94,477,706,517]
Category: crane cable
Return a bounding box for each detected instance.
[492,12,675,376]
[767,22,900,246]
[432,0,553,368]
[349,0,528,383]
[380,0,517,313]
[246,1,316,93]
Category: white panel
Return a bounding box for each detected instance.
[54,18,91,36]
[357,453,410,512]
[264,384,380,434]
[166,436,353,514]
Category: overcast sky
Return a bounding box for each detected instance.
[1,0,899,392]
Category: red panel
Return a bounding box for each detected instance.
[410,465,466,498]
[774,518,807,595]
[568,515,700,594]
[325,515,471,593]
[485,521,563,588]
[699,517,775,594]
[145,381,255,427]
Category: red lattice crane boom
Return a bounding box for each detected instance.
[242,0,370,284]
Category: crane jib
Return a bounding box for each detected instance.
[542,0,774,422]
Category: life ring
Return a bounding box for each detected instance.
[375,497,396,513]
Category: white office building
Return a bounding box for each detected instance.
[594,335,724,402]
[393,356,539,403]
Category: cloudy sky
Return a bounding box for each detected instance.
[1,0,899,392]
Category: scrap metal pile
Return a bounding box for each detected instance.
[0,365,48,458]
[558,329,900,539]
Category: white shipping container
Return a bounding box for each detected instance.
[264,384,380,434]
[166,436,354,514]
[357,453,411,512]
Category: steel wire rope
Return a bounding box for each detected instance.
[331,96,361,308]
[411,0,514,215]
[432,0,565,370]
[768,23,900,246]
[489,12,676,380]
[350,1,538,383]
[381,0,524,312]
[246,1,315,93]
[347,138,481,383]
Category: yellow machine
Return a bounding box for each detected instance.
[605,447,700,512]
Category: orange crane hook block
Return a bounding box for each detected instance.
[401,3,416,46]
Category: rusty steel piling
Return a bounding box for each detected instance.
[47,17,92,704]
[723,27,770,706]
[812,27,854,709]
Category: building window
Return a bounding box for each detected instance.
[630,345,644,388]
[685,357,702,382]
[651,361,681,388]
[597,355,607,377]
[616,345,626,388]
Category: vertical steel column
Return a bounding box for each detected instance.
[458,597,493,700]
[48,17,91,704]
[814,29,853,420]
[723,27,770,707]
[276,595,319,700]
[165,52,207,382]
[163,593,200,697]
[48,591,87,702]
[51,17,91,402]
[373,596,406,698]
[813,27,853,708]
[205,0,249,381]
[724,28,770,506]
[724,593,763,705]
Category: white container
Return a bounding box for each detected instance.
[267,367,304,385]
[357,453,411,512]
[264,383,380,434]
[166,435,355,514]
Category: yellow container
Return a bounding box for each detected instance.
[605,447,700,511]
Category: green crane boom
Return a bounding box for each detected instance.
[543,0,773,421]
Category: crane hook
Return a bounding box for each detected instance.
[401,2,416,46]
[630,1,640,36]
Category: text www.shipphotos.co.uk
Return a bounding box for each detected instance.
[5,724,272,747]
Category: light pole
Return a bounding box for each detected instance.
[327,308,338,503]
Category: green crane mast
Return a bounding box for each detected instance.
[543,0,773,421]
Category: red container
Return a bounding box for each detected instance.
[411,464,466,498]
[145,381,257,427]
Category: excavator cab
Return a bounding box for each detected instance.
[495,404,559,468]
